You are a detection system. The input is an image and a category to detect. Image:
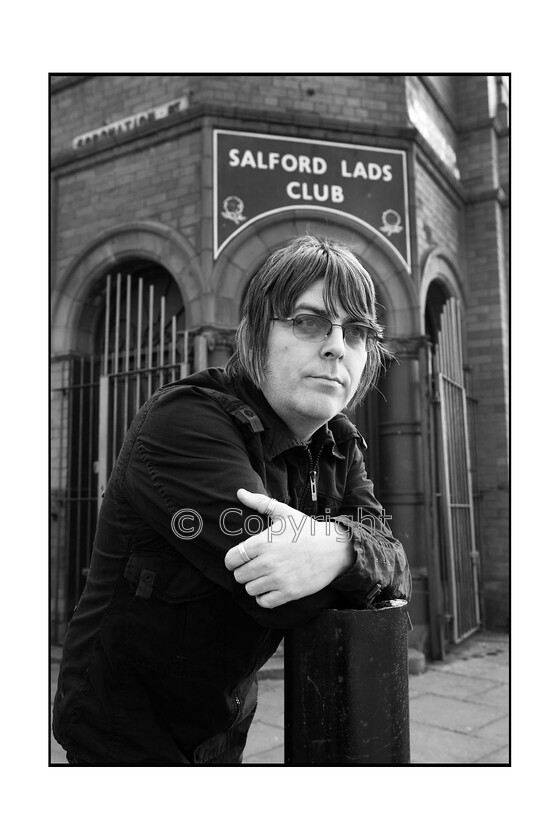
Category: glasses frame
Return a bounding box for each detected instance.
[272,313,380,351]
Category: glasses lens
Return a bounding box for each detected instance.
[293,314,330,341]
[343,323,369,347]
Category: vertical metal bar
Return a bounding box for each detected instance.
[148,284,154,397]
[159,294,166,388]
[452,381,464,636]
[451,300,459,383]
[136,275,143,413]
[86,355,95,579]
[56,360,67,634]
[425,341,445,661]
[171,315,177,378]
[451,380,460,506]
[441,304,447,374]
[439,372,459,643]
[445,302,452,378]
[98,375,109,510]
[180,330,189,378]
[440,303,447,376]
[65,360,75,609]
[75,357,85,601]
[447,300,454,381]
[112,273,121,466]
[462,387,481,626]
[453,300,461,382]
[103,275,111,376]
[114,273,121,373]
[454,301,471,636]
[124,274,131,438]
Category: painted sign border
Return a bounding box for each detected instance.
[213,129,411,270]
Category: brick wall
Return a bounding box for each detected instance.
[53,131,203,287]
[413,161,463,263]
[456,76,510,630]
[51,75,409,159]
[423,76,458,120]
[50,75,193,156]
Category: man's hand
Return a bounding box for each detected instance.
[224,488,354,609]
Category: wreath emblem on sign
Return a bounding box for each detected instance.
[380,209,403,237]
[222,196,247,225]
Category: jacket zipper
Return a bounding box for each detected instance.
[230,689,242,729]
[300,444,324,509]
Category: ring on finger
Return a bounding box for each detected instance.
[264,498,278,517]
[238,542,252,564]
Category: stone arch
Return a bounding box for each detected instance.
[420,246,466,313]
[420,245,468,351]
[51,221,204,355]
[209,209,419,337]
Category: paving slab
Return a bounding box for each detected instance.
[244,743,284,764]
[474,713,510,746]
[253,679,284,728]
[474,745,510,764]
[438,660,510,682]
[467,682,510,708]
[409,692,505,734]
[409,668,502,701]
[411,721,508,764]
[243,722,284,764]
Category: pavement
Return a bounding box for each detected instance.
[50,629,509,765]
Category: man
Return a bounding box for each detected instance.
[52,234,411,765]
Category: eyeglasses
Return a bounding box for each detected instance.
[272,313,379,351]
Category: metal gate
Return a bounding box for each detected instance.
[97,272,188,502]
[51,271,188,639]
[431,297,481,644]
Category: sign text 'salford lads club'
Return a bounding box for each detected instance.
[214,130,411,268]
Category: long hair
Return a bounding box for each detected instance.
[225,234,390,409]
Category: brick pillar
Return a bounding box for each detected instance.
[378,337,430,648]
[50,357,72,643]
[457,76,510,630]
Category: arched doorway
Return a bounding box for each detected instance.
[51,257,187,638]
[91,260,188,492]
[424,278,481,652]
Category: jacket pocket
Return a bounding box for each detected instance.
[122,551,226,679]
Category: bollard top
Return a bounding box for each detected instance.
[371,598,408,611]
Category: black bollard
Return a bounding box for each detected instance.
[284,600,410,765]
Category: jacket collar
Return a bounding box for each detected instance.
[231,375,350,462]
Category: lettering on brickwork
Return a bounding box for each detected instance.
[72,97,189,150]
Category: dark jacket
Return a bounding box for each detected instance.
[52,368,411,765]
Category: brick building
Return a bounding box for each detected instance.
[50,74,510,658]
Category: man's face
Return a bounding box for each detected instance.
[260,278,368,439]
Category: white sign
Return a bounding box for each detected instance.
[407,94,460,179]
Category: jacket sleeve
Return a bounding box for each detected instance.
[119,386,339,629]
[329,438,412,606]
